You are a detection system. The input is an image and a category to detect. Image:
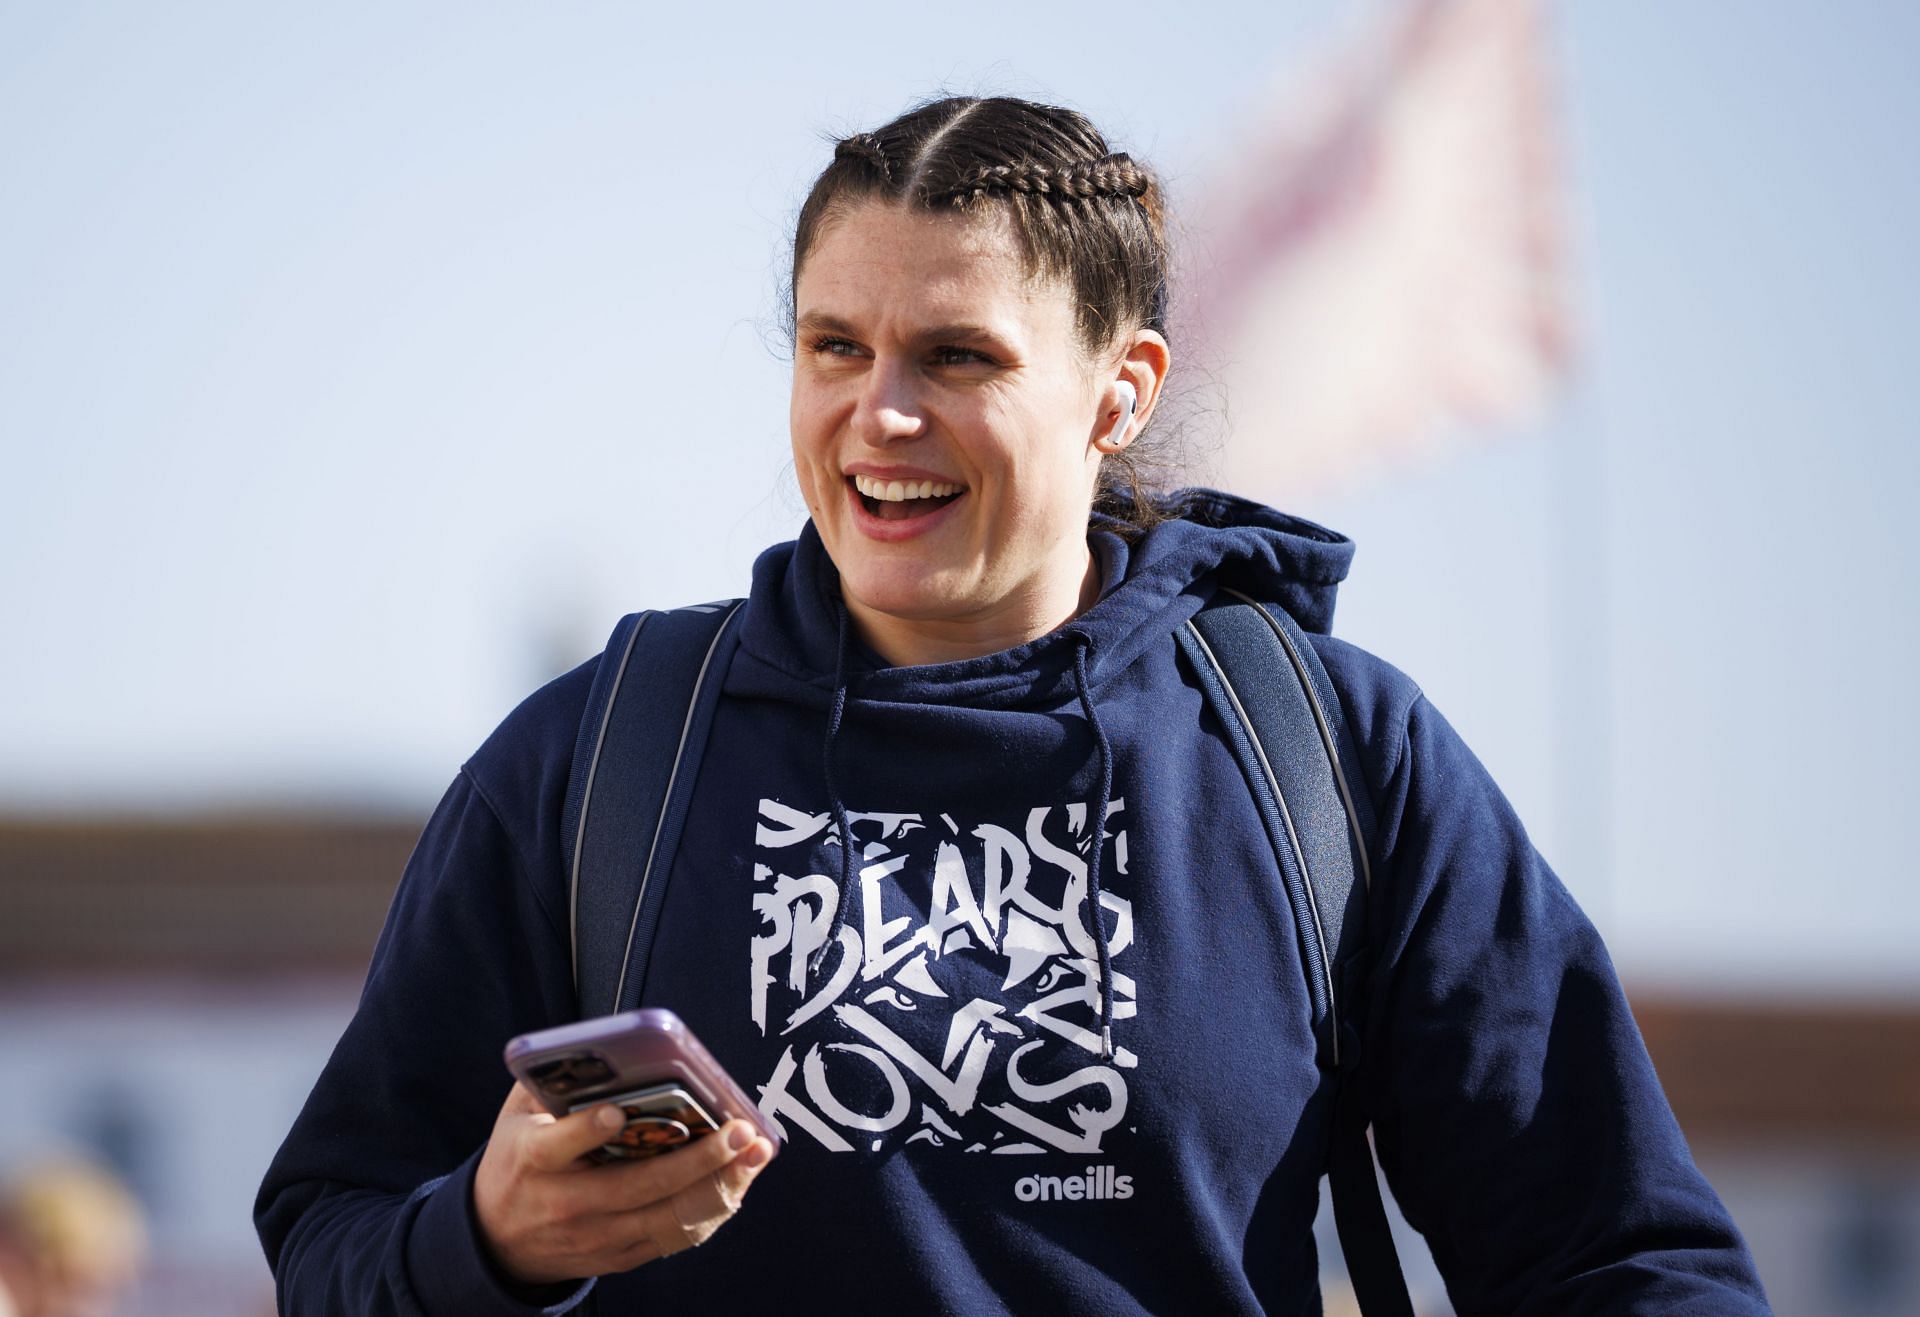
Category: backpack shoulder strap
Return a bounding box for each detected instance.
[1177,590,1371,1063]
[561,599,745,1019]
[1174,588,1412,1317]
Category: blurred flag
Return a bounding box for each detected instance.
[1187,0,1574,496]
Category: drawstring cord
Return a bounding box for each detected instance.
[1072,635,1118,1061]
[811,604,1118,1063]
[813,602,857,974]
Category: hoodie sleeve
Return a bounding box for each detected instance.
[1356,690,1769,1315]
[252,769,593,1316]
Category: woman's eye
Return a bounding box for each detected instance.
[931,346,992,367]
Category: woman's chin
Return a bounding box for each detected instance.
[838,570,979,627]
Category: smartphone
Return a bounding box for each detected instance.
[504,1008,780,1162]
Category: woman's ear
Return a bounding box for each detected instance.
[1094,381,1138,453]
[1087,328,1170,457]
[1115,329,1170,442]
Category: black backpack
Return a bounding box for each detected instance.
[558,593,1414,1316]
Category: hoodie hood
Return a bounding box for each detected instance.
[729,489,1356,1058]
[732,488,1354,711]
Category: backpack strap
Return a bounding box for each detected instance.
[562,600,745,1018]
[1175,589,1413,1317]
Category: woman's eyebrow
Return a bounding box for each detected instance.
[796,312,1019,352]
[917,323,1010,346]
[795,312,861,338]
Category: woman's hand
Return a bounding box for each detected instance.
[473,1082,776,1286]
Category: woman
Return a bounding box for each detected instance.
[256,96,1769,1314]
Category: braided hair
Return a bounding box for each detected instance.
[927,156,1153,205]
[793,97,1178,535]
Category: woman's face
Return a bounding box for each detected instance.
[790,202,1118,662]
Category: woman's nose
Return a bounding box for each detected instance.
[854,361,926,446]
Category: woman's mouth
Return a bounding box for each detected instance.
[850,473,966,522]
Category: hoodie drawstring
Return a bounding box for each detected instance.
[1071,635,1118,1061]
[812,607,1118,1063]
[813,602,858,974]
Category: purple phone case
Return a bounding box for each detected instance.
[503,1008,781,1148]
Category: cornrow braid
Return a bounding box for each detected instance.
[832,132,895,184]
[928,154,1151,207]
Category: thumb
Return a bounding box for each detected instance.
[526,1100,627,1173]
[502,1080,558,1123]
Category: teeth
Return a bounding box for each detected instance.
[853,474,963,502]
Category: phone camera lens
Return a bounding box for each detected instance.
[529,1059,579,1094]
[569,1054,615,1087]
[529,1053,613,1096]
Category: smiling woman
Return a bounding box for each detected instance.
[784,97,1176,668]
[791,202,1168,665]
[255,95,1770,1316]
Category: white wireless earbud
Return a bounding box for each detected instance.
[1104,381,1137,450]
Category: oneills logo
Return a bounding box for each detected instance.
[1013,1166,1134,1203]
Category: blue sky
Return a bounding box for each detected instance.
[2,1,1915,992]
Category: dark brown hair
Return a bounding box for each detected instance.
[789,96,1181,534]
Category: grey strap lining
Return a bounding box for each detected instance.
[1183,618,1341,1061]
[608,602,744,1012]
[1221,586,1373,897]
[568,613,650,1002]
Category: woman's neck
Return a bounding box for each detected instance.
[844,549,1104,669]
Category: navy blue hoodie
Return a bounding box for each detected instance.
[256,492,1769,1314]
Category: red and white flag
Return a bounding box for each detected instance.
[1184,0,1575,497]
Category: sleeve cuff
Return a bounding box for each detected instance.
[404,1152,597,1317]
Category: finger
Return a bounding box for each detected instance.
[657,1135,775,1253]
[502,1081,547,1117]
[706,1132,774,1214]
[670,1166,743,1247]
[599,1120,757,1212]
[639,1168,738,1258]
[492,1082,556,1143]
[576,1135,772,1270]
[664,1175,732,1253]
[525,1101,629,1173]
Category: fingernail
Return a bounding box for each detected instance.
[741,1138,773,1170]
[596,1105,625,1131]
[725,1122,755,1152]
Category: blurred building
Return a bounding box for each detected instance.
[3,815,1917,1314]
[0,815,412,1316]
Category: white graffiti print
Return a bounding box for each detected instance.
[749,798,1136,1156]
